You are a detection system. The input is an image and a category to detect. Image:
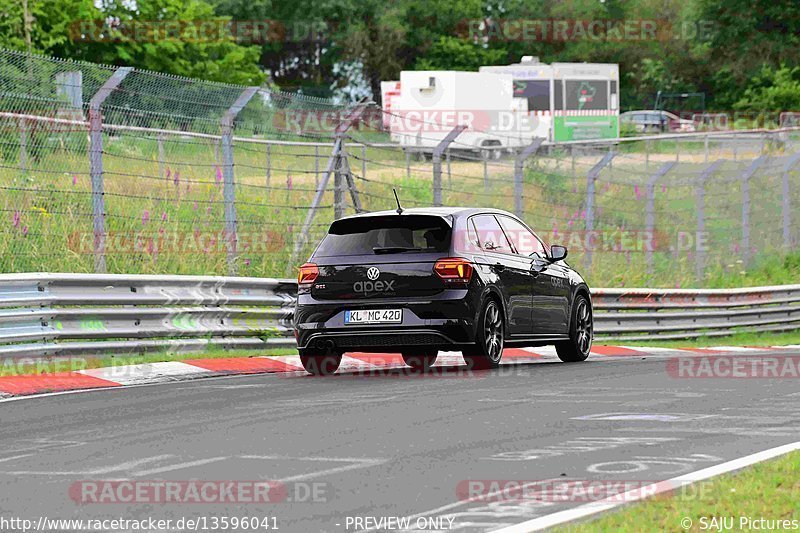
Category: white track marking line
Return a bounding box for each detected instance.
[132,456,228,477]
[338,355,381,372]
[490,440,800,533]
[619,346,690,355]
[5,454,175,476]
[709,346,765,352]
[273,355,305,370]
[240,455,386,483]
[0,453,34,463]
[519,346,559,358]
[78,361,210,385]
[2,346,797,403]
[355,479,564,532]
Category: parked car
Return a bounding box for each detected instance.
[620,110,696,133]
[294,207,593,375]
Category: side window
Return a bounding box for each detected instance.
[471,215,512,254]
[498,216,545,256]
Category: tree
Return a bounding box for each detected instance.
[734,65,800,112]
[0,0,266,85]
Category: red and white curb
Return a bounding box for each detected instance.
[0,345,796,399]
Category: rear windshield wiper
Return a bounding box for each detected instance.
[372,246,423,254]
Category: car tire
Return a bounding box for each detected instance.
[402,352,438,372]
[299,350,343,376]
[556,294,593,362]
[462,299,504,370]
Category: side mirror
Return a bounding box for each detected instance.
[549,245,568,262]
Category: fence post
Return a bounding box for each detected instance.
[781,153,800,249]
[483,153,489,192]
[19,117,27,174]
[432,126,466,206]
[339,142,363,214]
[88,66,132,274]
[157,133,165,180]
[645,162,677,275]
[220,86,259,275]
[695,160,723,281]
[361,144,366,185]
[514,138,545,217]
[740,155,767,266]
[313,145,320,190]
[333,134,345,220]
[583,151,616,271]
[704,134,709,163]
[266,143,271,186]
[446,149,452,187]
[290,137,342,273]
[288,103,368,274]
[571,146,576,179]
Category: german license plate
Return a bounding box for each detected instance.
[344,309,402,324]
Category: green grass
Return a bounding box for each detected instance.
[2,126,799,287]
[621,329,800,349]
[557,451,800,532]
[0,346,296,377]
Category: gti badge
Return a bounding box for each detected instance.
[366,267,380,280]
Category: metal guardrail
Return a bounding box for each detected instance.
[0,274,797,357]
[0,273,297,358]
[592,285,800,341]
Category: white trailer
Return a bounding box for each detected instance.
[384,70,544,155]
[383,57,620,151]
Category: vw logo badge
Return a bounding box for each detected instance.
[366,267,380,280]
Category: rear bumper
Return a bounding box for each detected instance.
[294,290,478,352]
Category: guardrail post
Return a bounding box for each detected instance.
[88,66,132,273]
[221,86,259,275]
[695,160,723,281]
[782,153,800,249]
[432,126,466,206]
[645,162,677,275]
[740,155,767,266]
[514,138,545,217]
[583,151,616,271]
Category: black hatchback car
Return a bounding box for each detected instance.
[294,207,593,375]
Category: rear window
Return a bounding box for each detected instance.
[314,215,451,257]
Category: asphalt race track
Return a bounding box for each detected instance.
[2,350,799,532]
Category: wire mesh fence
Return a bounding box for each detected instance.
[1,48,799,288]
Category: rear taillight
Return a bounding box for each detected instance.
[434,258,473,283]
[298,262,319,287]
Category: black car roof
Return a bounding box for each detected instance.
[335,206,516,221]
